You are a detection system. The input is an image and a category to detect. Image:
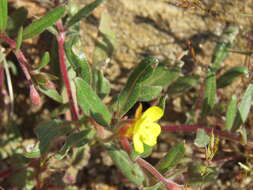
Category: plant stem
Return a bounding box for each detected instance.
[136,157,183,190]
[55,20,79,120]
[119,137,131,155]
[0,33,41,105]
[162,125,253,148]
[0,33,32,83]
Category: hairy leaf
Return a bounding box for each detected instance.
[23,6,65,39]
[66,0,105,27]
[225,95,237,131]
[0,0,8,32]
[75,77,111,126]
[105,144,145,185]
[117,57,158,116]
[156,143,185,174]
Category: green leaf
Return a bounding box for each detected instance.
[156,143,185,174]
[201,71,216,119]
[93,10,116,68]
[142,64,181,87]
[0,0,8,32]
[211,26,239,71]
[36,52,50,71]
[55,129,95,160]
[167,75,199,94]
[65,41,92,84]
[75,77,111,126]
[92,69,111,99]
[232,84,253,130]
[38,86,63,103]
[117,57,158,116]
[194,129,210,148]
[138,86,162,101]
[217,66,249,88]
[66,0,105,27]
[105,143,145,185]
[35,120,72,155]
[225,95,237,131]
[22,6,65,39]
[16,27,23,50]
[7,7,28,35]
[238,84,253,123]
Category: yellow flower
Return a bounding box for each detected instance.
[126,104,164,153]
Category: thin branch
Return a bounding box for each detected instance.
[0,33,41,105]
[162,125,253,148]
[55,20,79,120]
[136,157,183,190]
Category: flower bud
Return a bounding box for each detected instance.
[29,85,41,106]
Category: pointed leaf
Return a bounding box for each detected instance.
[75,77,111,126]
[38,86,63,103]
[225,95,237,131]
[156,143,185,174]
[117,57,158,116]
[167,75,199,94]
[201,71,216,119]
[217,66,248,88]
[0,0,8,32]
[65,41,92,84]
[105,143,145,185]
[35,120,72,155]
[66,0,105,27]
[22,6,65,39]
[211,26,239,71]
[238,84,253,123]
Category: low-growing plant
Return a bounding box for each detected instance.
[0,0,253,190]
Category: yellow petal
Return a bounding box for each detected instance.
[143,136,157,146]
[141,123,161,146]
[135,103,143,120]
[142,106,164,122]
[133,134,144,153]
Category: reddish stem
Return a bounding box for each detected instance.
[0,33,32,82]
[55,20,79,120]
[119,137,131,155]
[0,33,41,105]
[136,157,183,190]
[162,125,253,147]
